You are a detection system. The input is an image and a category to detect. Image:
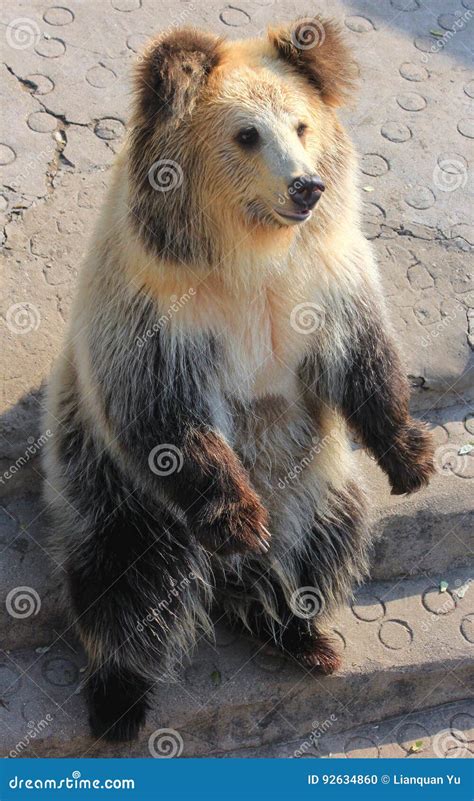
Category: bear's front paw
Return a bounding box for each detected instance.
[380,421,435,495]
[192,494,270,556]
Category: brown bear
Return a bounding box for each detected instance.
[43,18,435,742]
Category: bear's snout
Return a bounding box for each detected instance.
[288,175,325,211]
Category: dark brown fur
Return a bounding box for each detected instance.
[269,17,357,107]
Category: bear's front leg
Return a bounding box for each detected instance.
[120,422,270,556]
[373,420,435,495]
[173,428,271,556]
[94,326,271,556]
[339,299,435,495]
[306,288,435,495]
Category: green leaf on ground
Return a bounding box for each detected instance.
[408,740,424,753]
[458,443,473,455]
[211,669,221,686]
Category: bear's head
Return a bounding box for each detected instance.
[128,19,357,268]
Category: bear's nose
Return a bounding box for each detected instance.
[288,175,325,210]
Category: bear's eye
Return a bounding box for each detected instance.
[236,127,260,148]
[296,122,307,138]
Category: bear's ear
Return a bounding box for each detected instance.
[134,28,223,124]
[268,17,357,107]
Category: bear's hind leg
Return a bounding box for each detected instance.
[63,494,212,743]
[246,599,341,675]
[218,481,370,675]
[86,665,151,742]
[279,617,342,675]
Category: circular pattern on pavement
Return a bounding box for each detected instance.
[457,119,474,138]
[27,111,57,133]
[111,0,142,10]
[344,736,380,758]
[381,122,412,142]
[351,592,385,621]
[86,65,117,88]
[405,186,435,209]
[438,12,463,30]
[0,144,16,165]
[397,721,430,751]
[24,74,55,95]
[397,92,427,111]
[450,712,474,741]
[126,33,148,53]
[422,587,457,615]
[41,656,79,687]
[399,62,429,81]
[219,6,251,26]
[460,614,474,644]
[43,6,75,25]
[360,154,389,176]
[345,16,375,33]
[35,36,66,58]
[390,0,419,9]
[94,117,125,140]
[379,619,413,649]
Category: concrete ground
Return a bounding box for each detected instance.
[1,0,473,759]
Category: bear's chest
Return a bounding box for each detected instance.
[219,287,314,402]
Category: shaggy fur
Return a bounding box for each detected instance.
[43,17,435,742]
